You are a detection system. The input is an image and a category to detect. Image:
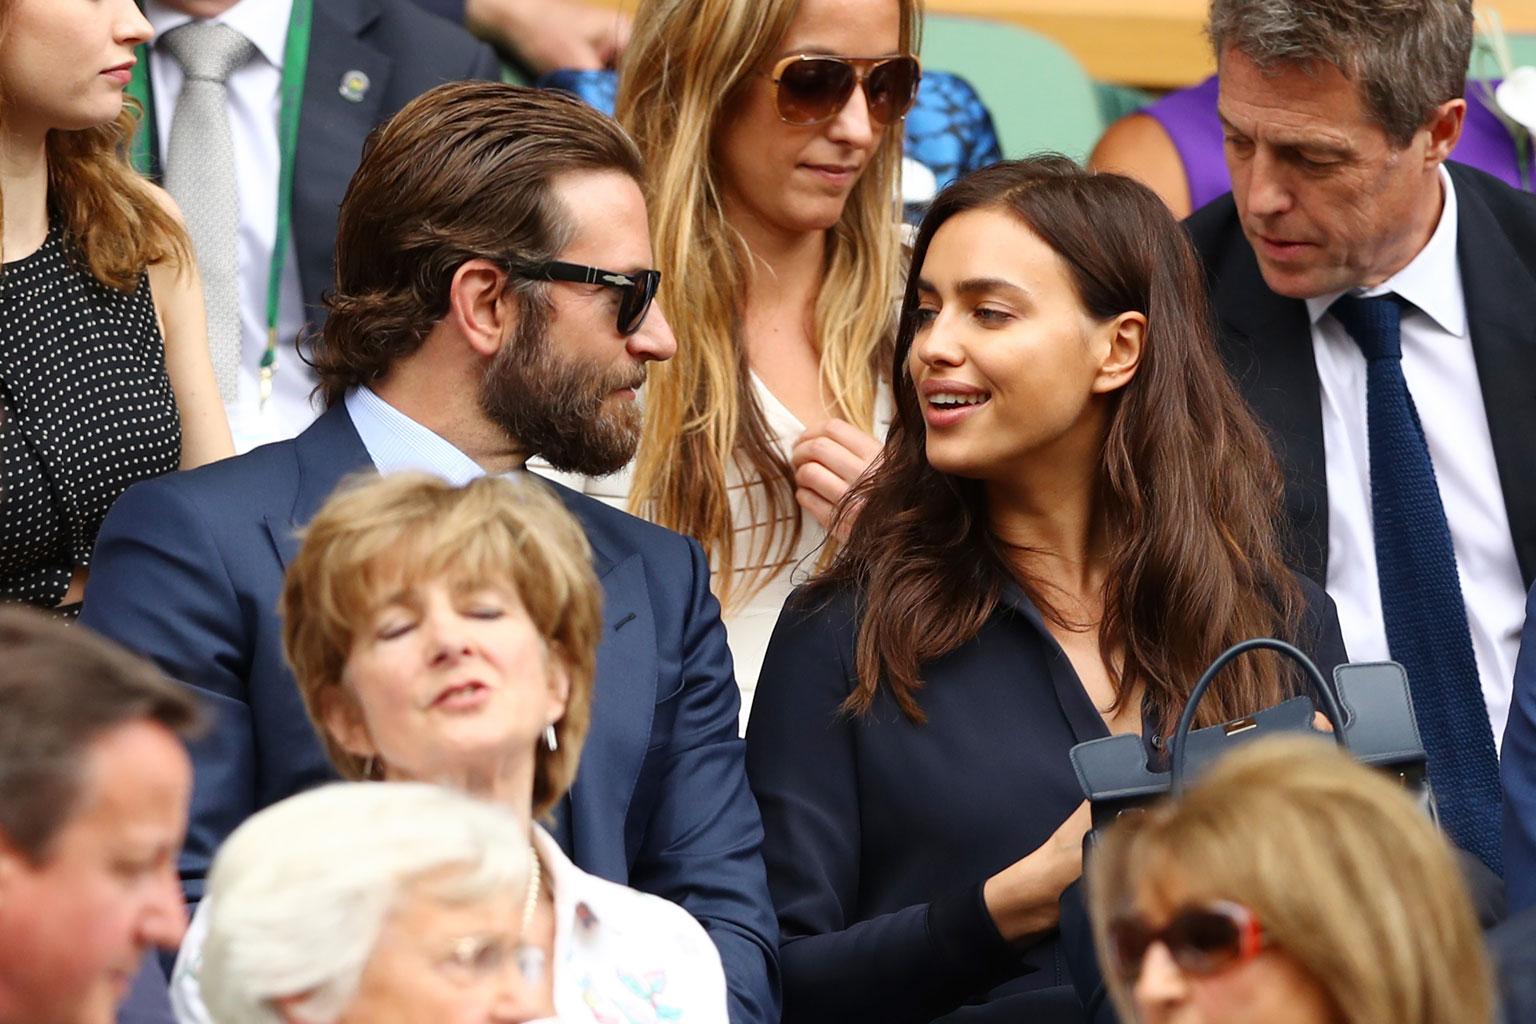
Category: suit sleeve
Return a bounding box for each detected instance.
[625,537,781,1024]
[1502,584,1536,913]
[746,595,1020,1024]
[79,479,255,905]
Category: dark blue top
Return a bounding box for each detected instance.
[746,576,1346,1023]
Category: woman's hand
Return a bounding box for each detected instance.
[790,419,882,539]
[982,802,1093,944]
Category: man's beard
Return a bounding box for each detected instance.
[478,318,646,477]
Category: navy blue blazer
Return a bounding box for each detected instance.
[1502,585,1536,913]
[746,579,1347,1024]
[82,404,780,1024]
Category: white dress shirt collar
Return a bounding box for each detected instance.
[344,386,510,485]
[145,0,296,70]
[1304,163,1465,337]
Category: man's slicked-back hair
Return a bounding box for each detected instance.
[0,608,202,862]
[311,81,646,408]
[1208,0,1473,148]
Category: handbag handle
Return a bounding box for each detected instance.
[1169,638,1348,797]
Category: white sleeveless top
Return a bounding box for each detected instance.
[533,374,892,732]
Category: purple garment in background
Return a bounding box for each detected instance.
[1144,74,1527,210]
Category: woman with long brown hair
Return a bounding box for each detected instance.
[550,0,920,724]
[0,0,232,612]
[744,157,1348,1023]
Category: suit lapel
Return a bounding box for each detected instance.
[292,0,391,315]
[1212,241,1330,582]
[1453,170,1536,586]
[567,550,658,880]
[263,403,375,569]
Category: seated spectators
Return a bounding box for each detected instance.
[0,607,201,1024]
[171,472,729,1022]
[1089,736,1494,1024]
[83,81,776,1023]
[1,0,232,613]
[545,0,922,723]
[197,783,533,1024]
[745,157,1345,1023]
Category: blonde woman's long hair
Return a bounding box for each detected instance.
[1088,737,1494,1024]
[615,0,919,610]
[0,1,189,286]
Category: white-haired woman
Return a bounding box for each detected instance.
[173,473,727,1024]
[199,782,534,1023]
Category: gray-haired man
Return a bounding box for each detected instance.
[1187,0,1535,878]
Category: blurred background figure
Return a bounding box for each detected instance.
[0,0,232,614]
[1090,736,1494,1024]
[134,0,500,451]
[555,0,921,725]
[172,473,728,1024]
[197,783,535,1024]
[746,157,1345,1023]
[0,607,201,1024]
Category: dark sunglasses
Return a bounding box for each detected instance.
[766,53,921,127]
[1107,901,1267,982]
[517,261,661,336]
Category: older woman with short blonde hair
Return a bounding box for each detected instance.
[173,473,727,1024]
[1089,736,1493,1024]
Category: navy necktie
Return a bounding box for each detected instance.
[1331,293,1502,873]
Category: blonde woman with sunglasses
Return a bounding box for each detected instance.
[545,0,919,727]
[1089,736,1493,1024]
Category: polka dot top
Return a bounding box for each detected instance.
[0,223,181,612]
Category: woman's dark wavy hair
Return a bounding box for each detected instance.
[311,82,644,407]
[815,156,1302,731]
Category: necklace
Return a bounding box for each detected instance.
[515,842,547,983]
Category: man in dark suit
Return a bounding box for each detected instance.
[84,83,779,1024]
[139,0,501,451]
[1187,0,1535,875]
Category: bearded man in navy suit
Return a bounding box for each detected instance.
[85,82,779,1024]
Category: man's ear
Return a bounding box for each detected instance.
[445,259,517,360]
[1423,97,1466,166]
[318,687,377,762]
[1090,311,1146,395]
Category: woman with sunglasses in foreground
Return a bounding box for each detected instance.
[565,0,921,725]
[1090,736,1492,1024]
[171,473,728,1024]
[744,157,1347,1023]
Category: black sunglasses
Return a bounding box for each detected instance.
[516,261,661,336]
[1107,901,1267,982]
[766,54,921,126]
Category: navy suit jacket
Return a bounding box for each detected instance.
[83,404,780,1024]
[1503,586,1536,913]
[1185,161,1536,589]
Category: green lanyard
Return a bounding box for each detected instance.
[128,0,313,407]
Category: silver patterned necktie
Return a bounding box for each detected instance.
[160,21,257,406]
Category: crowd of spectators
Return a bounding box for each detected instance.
[3,0,1536,1023]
